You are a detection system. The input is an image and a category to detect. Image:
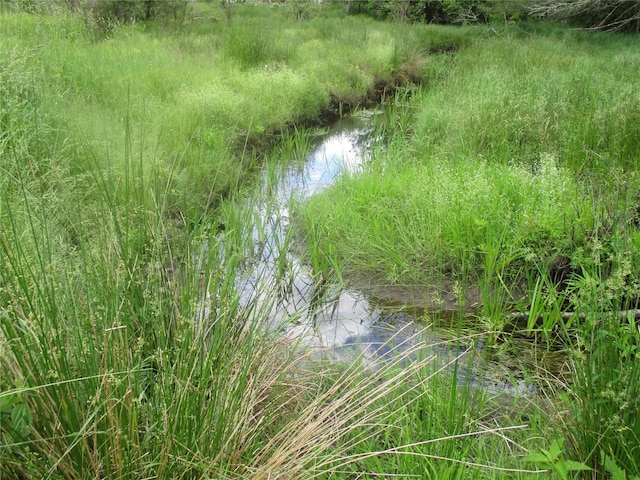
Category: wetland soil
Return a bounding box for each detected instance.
[349,272,526,315]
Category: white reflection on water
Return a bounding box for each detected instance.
[235,117,381,350]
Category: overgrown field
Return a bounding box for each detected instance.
[1,1,639,478]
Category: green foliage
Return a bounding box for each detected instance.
[4,0,191,33]
[0,48,37,154]
[5,3,640,478]
[523,438,592,480]
[222,22,284,69]
[3,0,70,14]
[0,388,33,443]
[413,34,640,173]
[298,10,640,363]
[561,289,640,475]
[300,143,592,303]
[602,451,640,480]
[78,0,190,35]
[313,347,542,478]
[1,4,448,220]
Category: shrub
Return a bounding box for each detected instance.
[344,0,527,24]
[528,0,640,32]
[80,0,190,34]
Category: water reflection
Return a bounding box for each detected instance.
[225,114,537,395]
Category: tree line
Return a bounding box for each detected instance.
[344,0,640,32]
[4,0,640,33]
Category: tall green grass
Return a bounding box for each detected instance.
[0,4,476,219]
[301,147,593,287]
[300,25,640,313]
[298,22,640,478]
[556,224,640,476]
[0,5,561,478]
[0,89,507,478]
[0,131,552,477]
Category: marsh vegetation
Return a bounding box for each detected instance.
[1,1,639,478]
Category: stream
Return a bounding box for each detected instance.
[220,112,543,396]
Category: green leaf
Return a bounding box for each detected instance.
[547,438,563,462]
[10,402,33,438]
[602,452,627,480]
[0,393,18,413]
[563,460,592,472]
[554,461,568,480]
[523,452,551,465]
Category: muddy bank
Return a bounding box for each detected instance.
[348,272,529,316]
[349,272,484,313]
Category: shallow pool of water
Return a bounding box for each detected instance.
[214,113,550,396]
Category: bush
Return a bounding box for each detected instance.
[528,0,640,32]
[81,0,190,34]
[344,0,527,24]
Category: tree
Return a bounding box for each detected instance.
[528,0,640,33]
[344,0,526,25]
[83,0,190,28]
[221,0,233,24]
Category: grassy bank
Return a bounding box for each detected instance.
[0,2,477,220]
[300,22,640,476]
[302,24,640,308]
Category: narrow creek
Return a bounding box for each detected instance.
[221,112,550,397]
